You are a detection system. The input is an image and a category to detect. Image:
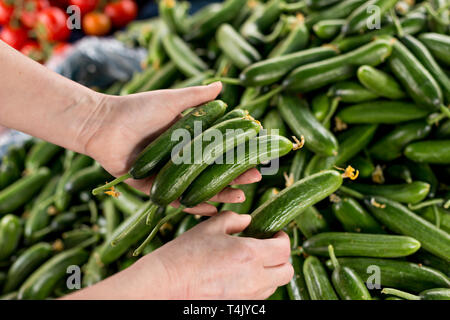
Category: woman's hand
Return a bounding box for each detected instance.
[64,212,293,300]
[83,83,261,215]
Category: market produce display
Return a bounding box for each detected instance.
[1,0,450,301]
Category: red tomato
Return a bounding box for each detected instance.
[20,40,44,61]
[49,0,67,8]
[0,1,14,26]
[52,41,71,54]
[105,0,137,28]
[0,26,29,50]
[36,6,70,42]
[82,11,111,36]
[20,0,50,28]
[69,0,98,15]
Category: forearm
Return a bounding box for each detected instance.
[0,41,106,154]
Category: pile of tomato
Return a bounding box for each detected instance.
[0,0,138,62]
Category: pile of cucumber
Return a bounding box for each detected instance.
[1,0,450,300]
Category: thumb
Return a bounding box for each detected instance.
[154,82,223,114]
[206,211,252,235]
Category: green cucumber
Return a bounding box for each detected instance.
[332,197,384,233]
[419,33,450,67]
[278,95,338,157]
[348,182,430,204]
[313,19,345,40]
[151,117,261,206]
[25,141,62,172]
[382,288,450,300]
[337,101,430,124]
[328,245,371,300]
[287,254,310,300]
[325,257,450,293]
[3,242,53,293]
[269,14,309,57]
[263,110,287,137]
[18,247,89,300]
[404,140,450,164]
[294,206,329,239]
[0,215,22,261]
[369,120,432,161]
[303,232,420,258]
[244,170,343,239]
[217,24,261,70]
[303,256,338,300]
[0,167,51,215]
[328,81,379,103]
[357,65,406,99]
[181,135,293,207]
[111,184,144,218]
[364,196,450,262]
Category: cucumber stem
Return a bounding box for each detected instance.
[110,202,155,246]
[92,173,132,196]
[390,8,404,38]
[237,86,283,110]
[381,288,420,300]
[263,18,287,43]
[408,199,444,211]
[202,77,242,86]
[439,105,450,120]
[133,206,185,256]
[433,205,441,229]
[338,186,364,200]
[322,97,340,129]
[328,244,340,269]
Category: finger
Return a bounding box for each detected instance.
[258,231,291,267]
[264,263,294,287]
[125,177,154,195]
[209,187,245,203]
[154,82,223,114]
[171,200,218,216]
[205,211,251,234]
[230,168,262,185]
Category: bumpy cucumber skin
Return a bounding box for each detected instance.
[303,256,339,300]
[283,39,393,92]
[131,100,227,179]
[419,288,450,300]
[181,135,293,207]
[349,182,430,204]
[404,140,450,164]
[287,255,310,300]
[332,197,385,234]
[244,170,343,239]
[151,118,261,207]
[217,24,261,70]
[364,197,450,262]
[240,47,337,87]
[337,101,430,124]
[18,247,89,300]
[278,95,338,157]
[0,215,22,261]
[3,243,53,293]
[369,120,432,162]
[326,257,450,293]
[303,232,421,258]
[0,167,51,215]
[332,265,372,300]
